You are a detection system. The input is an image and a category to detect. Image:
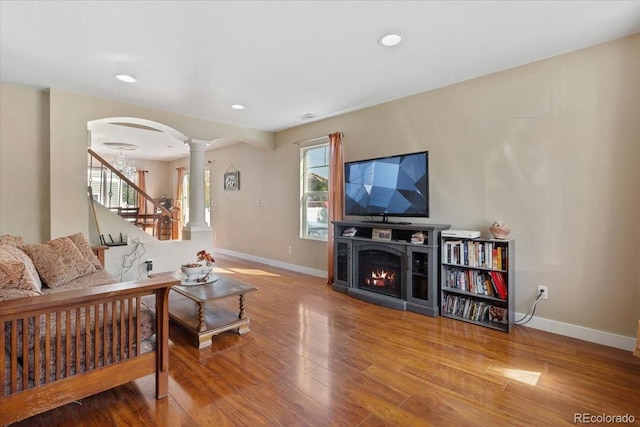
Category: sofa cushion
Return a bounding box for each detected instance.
[42,269,116,293]
[0,245,43,293]
[21,237,96,288]
[0,288,42,301]
[67,232,103,270]
[0,235,24,247]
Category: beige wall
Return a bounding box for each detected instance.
[274,34,640,337]
[1,34,638,338]
[0,84,50,244]
[45,89,272,240]
[134,158,173,202]
[205,140,327,267]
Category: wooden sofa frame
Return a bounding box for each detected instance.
[1,275,179,425]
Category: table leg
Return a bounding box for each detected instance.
[238,294,246,319]
[237,293,250,334]
[197,302,206,332]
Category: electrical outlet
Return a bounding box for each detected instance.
[537,285,548,300]
[288,245,293,254]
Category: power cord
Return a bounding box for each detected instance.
[515,289,545,325]
[120,238,146,280]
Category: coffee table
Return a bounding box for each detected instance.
[152,271,259,349]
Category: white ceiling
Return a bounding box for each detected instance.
[2,1,640,159]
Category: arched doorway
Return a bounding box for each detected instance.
[87,117,191,240]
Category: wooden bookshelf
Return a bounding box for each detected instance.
[440,237,515,332]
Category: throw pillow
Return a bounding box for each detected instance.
[0,235,24,247]
[67,232,103,270]
[0,245,43,293]
[21,237,96,288]
[0,250,25,289]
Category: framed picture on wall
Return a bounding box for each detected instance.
[224,171,240,191]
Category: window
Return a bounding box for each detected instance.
[301,143,329,240]
[88,167,136,208]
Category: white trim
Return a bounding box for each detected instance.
[88,117,190,142]
[516,312,636,352]
[213,248,327,279]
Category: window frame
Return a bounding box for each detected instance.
[300,141,330,242]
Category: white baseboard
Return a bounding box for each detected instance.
[516,312,636,352]
[212,248,636,352]
[213,248,327,279]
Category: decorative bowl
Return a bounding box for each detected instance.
[489,221,511,239]
[181,262,205,276]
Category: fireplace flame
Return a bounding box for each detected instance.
[366,270,396,287]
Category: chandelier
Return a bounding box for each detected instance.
[115,148,137,176]
[103,142,138,177]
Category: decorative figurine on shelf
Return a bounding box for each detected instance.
[410,231,424,244]
[489,221,511,239]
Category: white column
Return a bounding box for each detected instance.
[184,139,210,230]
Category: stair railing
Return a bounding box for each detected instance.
[88,149,178,240]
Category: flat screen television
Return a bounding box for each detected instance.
[344,151,429,222]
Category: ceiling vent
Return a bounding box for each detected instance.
[298,113,316,121]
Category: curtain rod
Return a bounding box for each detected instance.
[291,132,343,146]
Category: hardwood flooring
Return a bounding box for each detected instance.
[13,256,640,426]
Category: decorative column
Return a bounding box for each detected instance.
[184,139,210,231]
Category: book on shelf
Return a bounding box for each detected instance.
[488,271,507,300]
[445,269,501,297]
[442,293,499,323]
[444,239,504,269]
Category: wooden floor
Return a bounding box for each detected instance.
[13,257,640,426]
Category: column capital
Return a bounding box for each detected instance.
[184,139,209,149]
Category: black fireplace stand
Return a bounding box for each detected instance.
[332,221,450,317]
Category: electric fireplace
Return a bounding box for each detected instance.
[356,245,404,299]
[332,221,449,317]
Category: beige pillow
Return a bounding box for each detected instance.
[67,232,103,270]
[0,245,43,293]
[0,235,24,247]
[21,237,96,288]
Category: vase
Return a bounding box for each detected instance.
[489,221,511,239]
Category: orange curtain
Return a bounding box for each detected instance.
[176,167,186,233]
[327,132,344,285]
[136,171,147,214]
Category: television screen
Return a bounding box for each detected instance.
[344,151,429,219]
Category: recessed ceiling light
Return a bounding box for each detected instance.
[379,33,403,47]
[231,104,245,110]
[114,74,137,83]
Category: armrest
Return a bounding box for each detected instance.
[0,277,179,319]
[91,245,109,267]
